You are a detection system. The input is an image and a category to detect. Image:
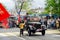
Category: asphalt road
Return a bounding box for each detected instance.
[0,28,60,40]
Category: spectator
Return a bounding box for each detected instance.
[47,19,51,29]
[56,18,59,29]
[58,18,60,28]
[51,19,55,29]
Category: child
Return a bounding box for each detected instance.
[19,20,25,36]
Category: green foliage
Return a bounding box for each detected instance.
[27,10,33,14]
[45,0,60,16]
[20,0,32,11]
[22,1,29,10]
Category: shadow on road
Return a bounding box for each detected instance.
[18,34,44,37]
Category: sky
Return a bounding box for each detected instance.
[31,0,45,9]
[0,0,15,10]
[0,0,45,10]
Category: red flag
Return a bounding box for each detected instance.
[0,3,10,21]
[2,19,9,29]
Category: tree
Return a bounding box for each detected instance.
[15,0,32,14]
[45,0,60,16]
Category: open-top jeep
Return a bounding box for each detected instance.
[25,21,47,36]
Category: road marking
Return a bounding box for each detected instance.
[4,33,17,36]
[15,36,26,40]
[52,35,60,37]
[0,32,19,37]
[54,35,60,37]
[0,32,26,40]
[0,33,8,37]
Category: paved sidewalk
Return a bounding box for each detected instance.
[46,29,60,34]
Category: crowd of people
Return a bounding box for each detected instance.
[8,15,60,29]
[39,17,60,29]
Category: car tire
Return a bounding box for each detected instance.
[42,30,45,36]
[28,29,31,36]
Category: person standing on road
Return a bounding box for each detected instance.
[19,20,25,36]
